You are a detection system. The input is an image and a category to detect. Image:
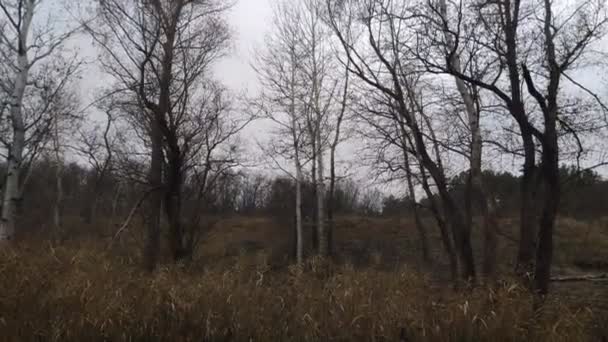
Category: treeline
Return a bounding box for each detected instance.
[3,159,383,235]
[382,167,608,220]
[11,157,606,239]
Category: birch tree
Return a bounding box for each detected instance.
[0,0,80,241]
[253,0,309,264]
[300,0,331,257]
[434,0,498,279]
[296,0,352,257]
[414,0,541,281]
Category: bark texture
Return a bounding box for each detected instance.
[0,0,35,242]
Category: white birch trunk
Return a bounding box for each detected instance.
[289,47,303,265]
[0,0,35,242]
[53,117,63,232]
[316,124,326,257]
[438,0,497,277]
[309,12,327,257]
[291,112,303,264]
[294,155,304,264]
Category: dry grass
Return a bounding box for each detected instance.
[1,234,605,342]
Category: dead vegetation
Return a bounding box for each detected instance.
[1,216,606,341]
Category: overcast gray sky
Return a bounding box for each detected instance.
[215,0,272,94]
[51,0,608,189]
[75,0,272,110]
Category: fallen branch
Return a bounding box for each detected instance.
[551,273,608,282]
[112,186,161,242]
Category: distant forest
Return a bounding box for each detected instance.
[9,160,607,234]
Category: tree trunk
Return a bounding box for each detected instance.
[295,159,304,264]
[516,133,538,278]
[481,195,498,279]
[143,3,180,270]
[53,121,63,235]
[83,174,100,225]
[83,194,97,225]
[420,164,457,281]
[407,116,459,281]
[53,166,63,234]
[166,174,185,261]
[327,148,336,257]
[0,1,34,242]
[468,104,497,280]
[165,145,186,261]
[438,0,493,280]
[534,144,558,295]
[418,115,475,282]
[533,0,560,295]
[500,0,540,280]
[464,173,473,233]
[143,118,163,272]
[316,142,327,257]
[327,61,349,258]
[404,146,430,264]
[444,196,476,283]
[310,143,318,253]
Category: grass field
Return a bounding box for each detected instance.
[0,216,606,341]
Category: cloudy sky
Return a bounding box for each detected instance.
[212,0,367,184]
[215,0,272,94]
[75,0,367,184]
[74,0,272,107]
[31,0,608,190]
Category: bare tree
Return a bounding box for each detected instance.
[91,0,236,268]
[521,0,607,295]
[176,84,248,259]
[255,0,353,261]
[418,0,607,293]
[74,108,116,225]
[354,94,434,265]
[287,0,353,258]
[327,0,476,282]
[154,7,232,261]
[0,0,80,241]
[299,0,334,258]
[413,0,543,279]
[49,88,81,234]
[326,60,350,256]
[402,132,431,264]
[253,0,310,264]
[433,0,498,279]
[92,0,165,271]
